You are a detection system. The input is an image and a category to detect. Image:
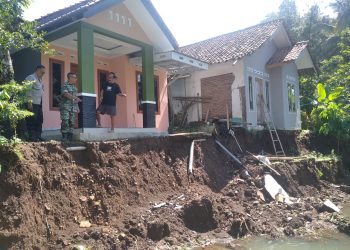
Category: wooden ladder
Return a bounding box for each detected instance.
[260,95,285,156]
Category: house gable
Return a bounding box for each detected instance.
[37,0,177,52]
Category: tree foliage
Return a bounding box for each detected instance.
[0,0,49,142]
[0,0,50,84]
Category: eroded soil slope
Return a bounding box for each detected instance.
[0,135,349,249]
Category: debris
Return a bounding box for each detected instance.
[89,195,95,201]
[66,146,87,152]
[94,200,101,206]
[177,194,185,200]
[152,202,167,209]
[256,190,265,202]
[247,151,281,176]
[79,196,87,202]
[44,203,51,211]
[256,155,271,166]
[275,190,284,203]
[264,174,291,204]
[323,199,340,213]
[79,220,92,228]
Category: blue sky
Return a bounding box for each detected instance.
[24,0,336,46]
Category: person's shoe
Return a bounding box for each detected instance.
[67,133,73,141]
[37,136,45,142]
[108,128,115,133]
[97,124,102,128]
[61,133,68,143]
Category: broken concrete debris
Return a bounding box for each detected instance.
[247,151,281,176]
[264,174,292,204]
[323,199,340,213]
[79,220,92,228]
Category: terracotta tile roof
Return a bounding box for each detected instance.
[178,19,284,64]
[267,41,308,66]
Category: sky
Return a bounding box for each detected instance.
[23,0,336,46]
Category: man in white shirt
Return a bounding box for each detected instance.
[25,65,45,141]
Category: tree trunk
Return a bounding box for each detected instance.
[0,48,14,85]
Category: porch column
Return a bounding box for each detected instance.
[142,45,156,128]
[77,23,96,128]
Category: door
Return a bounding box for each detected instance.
[70,63,79,128]
[255,78,264,124]
[97,69,109,104]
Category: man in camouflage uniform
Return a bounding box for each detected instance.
[60,72,81,142]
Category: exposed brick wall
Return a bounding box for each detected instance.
[201,73,235,119]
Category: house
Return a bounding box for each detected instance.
[171,19,315,130]
[11,0,207,140]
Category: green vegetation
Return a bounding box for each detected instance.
[266,0,350,155]
[0,0,50,145]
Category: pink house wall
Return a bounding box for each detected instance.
[41,45,169,132]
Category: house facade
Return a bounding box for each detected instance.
[12,0,206,139]
[172,20,315,130]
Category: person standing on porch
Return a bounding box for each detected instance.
[25,65,46,142]
[96,72,126,132]
[60,72,81,142]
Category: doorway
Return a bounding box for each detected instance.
[97,69,109,104]
[255,78,264,124]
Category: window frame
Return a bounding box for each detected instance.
[49,58,65,111]
[135,71,160,115]
[287,82,296,113]
[248,76,254,111]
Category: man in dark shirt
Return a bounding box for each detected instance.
[96,72,126,131]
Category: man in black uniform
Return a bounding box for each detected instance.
[96,72,126,132]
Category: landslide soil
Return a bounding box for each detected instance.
[0,134,350,249]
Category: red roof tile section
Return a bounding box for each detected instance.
[178,20,284,64]
[267,41,308,66]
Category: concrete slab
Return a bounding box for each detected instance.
[42,128,168,141]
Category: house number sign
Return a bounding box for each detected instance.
[108,10,133,27]
[247,67,270,79]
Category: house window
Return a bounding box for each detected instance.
[136,71,159,113]
[288,83,296,112]
[248,76,254,110]
[49,59,64,110]
[265,81,270,111]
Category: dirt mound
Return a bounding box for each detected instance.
[0,135,349,249]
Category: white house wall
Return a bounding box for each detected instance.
[269,67,285,129]
[244,39,277,128]
[281,62,301,130]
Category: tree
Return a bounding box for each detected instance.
[330,0,350,30]
[0,0,49,84]
[306,29,350,142]
[0,0,50,141]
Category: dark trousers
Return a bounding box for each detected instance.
[26,103,43,140]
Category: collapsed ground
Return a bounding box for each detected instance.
[0,131,350,249]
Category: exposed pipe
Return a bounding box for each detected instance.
[188,139,206,174]
[215,140,242,166]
